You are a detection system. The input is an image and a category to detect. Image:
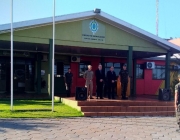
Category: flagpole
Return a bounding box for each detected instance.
[52,0,55,112]
[10,0,13,111]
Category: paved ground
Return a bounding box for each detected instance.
[0,117,180,140]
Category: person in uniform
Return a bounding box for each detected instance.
[84,65,94,99]
[95,64,105,99]
[175,74,180,132]
[119,64,129,100]
[65,68,73,97]
[106,66,117,99]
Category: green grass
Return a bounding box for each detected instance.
[0,100,83,118]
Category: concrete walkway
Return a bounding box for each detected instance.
[0,117,179,140]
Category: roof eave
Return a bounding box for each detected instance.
[97,12,180,52]
[0,10,180,53]
[0,10,97,34]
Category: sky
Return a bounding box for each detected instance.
[0,0,180,39]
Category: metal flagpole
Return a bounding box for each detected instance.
[10,0,13,111]
[52,0,55,112]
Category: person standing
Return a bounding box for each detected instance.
[175,74,180,132]
[65,68,73,97]
[95,64,105,99]
[84,65,94,99]
[107,66,117,99]
[119,64,129,100]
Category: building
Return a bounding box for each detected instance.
[0,10,180,98]
[136,38,180,96]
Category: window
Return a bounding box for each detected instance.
[25,64,34,79]
[105,62,121,76]
[79,61,91,77]
[54,65,57,75]
[64,65,70,75]
[136,64,144,79]
[0,63,6,80]
[153,65,165,80]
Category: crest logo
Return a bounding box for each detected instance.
[89,20,98,35]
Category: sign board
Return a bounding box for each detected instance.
[82,19,105,43]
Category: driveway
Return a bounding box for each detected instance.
[0,117,179,140]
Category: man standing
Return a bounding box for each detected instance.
[65,68,73,97]
[119,64,129,100]
[84,65,94,99]
[107,66,117,99]
[95,64,105,99]
[175,74,180,132]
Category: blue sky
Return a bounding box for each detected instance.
[0,0,180,39]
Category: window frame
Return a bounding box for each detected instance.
[104,62,121,77]
[152,65,165,80]
[78,61,91,78]
[136,64,144,79]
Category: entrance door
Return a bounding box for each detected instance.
[0,56,35,94]
[5,64,10,93]
[0,63,6,92]
[54,62,66,96]
[14,64,25,93]
[56,62,64,75]
[25,64,35,91]
[5,64,25,94]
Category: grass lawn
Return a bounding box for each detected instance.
[0,100,83,118]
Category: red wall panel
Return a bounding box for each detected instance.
[151,80,162,94]
[136,79,144,94]
[144,69,153,94]
[70,57,165,96]
[136,59,165,95]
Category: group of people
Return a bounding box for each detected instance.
[83,64,129,100]
[65,65,180,131]
[64,64,129,100]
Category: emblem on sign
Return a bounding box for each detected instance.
[89,20,99,35]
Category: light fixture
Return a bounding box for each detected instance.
[94,8,101,13]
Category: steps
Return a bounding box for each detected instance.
[83,111,175,117]
[77,100,175,117]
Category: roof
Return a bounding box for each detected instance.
[169,38,180,47]
[146,38,180,60]
[0,10,180,53]
[168,38,180,59]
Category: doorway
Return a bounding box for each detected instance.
[0,57,35,94]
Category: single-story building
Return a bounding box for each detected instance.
[0,9,180,98]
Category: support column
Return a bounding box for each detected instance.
[127,46,133,97]
[133,59,137,97]
[165,51,171,89]
[37,52,41,94]
[127,46,133,76]
[48,39,53,96]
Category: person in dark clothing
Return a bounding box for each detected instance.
[119,64,129,100]
[65,68,73,97]
[95,64,105,99]
[106,66,117,99]
[175,74,180,132]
